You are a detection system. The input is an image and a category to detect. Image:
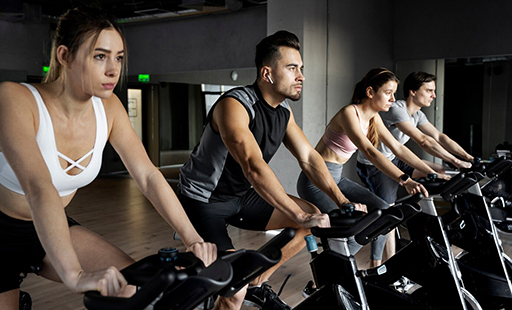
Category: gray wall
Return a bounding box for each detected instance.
[394,0,512,61]
[394,0,512,158]
[122,6,266,76]
[0,20,50,80]
[324,0,395,187]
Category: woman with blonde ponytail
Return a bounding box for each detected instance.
[297,67,443,267]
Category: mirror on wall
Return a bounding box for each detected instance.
[444,56,512,159]
[158,82,240,167]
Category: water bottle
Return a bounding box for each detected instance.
[304,234,318,259]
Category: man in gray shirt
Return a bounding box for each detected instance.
[357,71,473,205]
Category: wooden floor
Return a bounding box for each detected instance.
[20,174,512,309]
[22,175,371,309]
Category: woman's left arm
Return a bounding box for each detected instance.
[105,96,216,265]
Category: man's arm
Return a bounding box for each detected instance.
[212,98,328,228]
[417,121,474,162]
[107,95,216,265]
[396,120,472,168]
[282,109,353,208]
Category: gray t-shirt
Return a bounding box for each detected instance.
[357,100,428,165]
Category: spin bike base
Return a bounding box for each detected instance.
[458,259,512,308]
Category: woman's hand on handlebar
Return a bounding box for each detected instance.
[352,203,367,212]
[454,158,472,170]
[436,172,451,180]
[301,213,331,229]
[404,179,429,198]
[72,267,128,296]
[186,241,218,267]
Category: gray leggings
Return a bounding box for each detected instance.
[296,161,390,260]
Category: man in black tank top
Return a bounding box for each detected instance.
[178,31,359,310]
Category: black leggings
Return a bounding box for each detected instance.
[0,210,80,293]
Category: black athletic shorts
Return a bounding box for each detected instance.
[0,210,80,293]
[178,188,275,251]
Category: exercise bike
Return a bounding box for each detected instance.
[414,157,512,309]
[82,227,295,310]
[481,155,512,233]
[295,194,481,309]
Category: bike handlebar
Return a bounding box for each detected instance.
[311,196,422,241]
[83,250,231,310]
[311,209,382,238]
[84,228,296,309]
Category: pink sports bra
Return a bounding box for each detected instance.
[322,104,368,158]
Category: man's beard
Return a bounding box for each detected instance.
[277,84,302,101]
[288,93,301,101]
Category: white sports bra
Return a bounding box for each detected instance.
[0,83,108,196]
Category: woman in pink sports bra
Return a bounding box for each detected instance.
[298,68,444,267]
[0,7,216,308]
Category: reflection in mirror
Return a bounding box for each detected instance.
[159,83,240,167]
[444,56,512,159]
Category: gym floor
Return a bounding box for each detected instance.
[20,173,512,309]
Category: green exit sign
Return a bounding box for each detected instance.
[42,66,50,76]
[138,74,150,82]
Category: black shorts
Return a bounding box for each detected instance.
[178,188,275,251]
[0,210,80,293]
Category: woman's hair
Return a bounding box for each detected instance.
[403,71,436,98]
[255,30,300,74]
[350,68,399,148]
[44,7,127,84]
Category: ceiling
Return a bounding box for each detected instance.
[0,0,267,24]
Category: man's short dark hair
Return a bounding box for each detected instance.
[255,30,301,73]
[403,71,436,98]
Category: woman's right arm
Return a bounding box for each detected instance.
[339,108,428,197]
[0,82,125,296]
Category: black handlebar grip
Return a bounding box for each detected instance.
[311,209,382,239]
[257,227,295,255]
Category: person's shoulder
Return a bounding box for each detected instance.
[0,82,37,108]
[279,99,291,110]
[387,100,408,115]
[223,85,258,104]
[100,93,124,114]
[331,104,355,125]
[0,81,30,96]
[339,103,356,116]
[392,100,407,109]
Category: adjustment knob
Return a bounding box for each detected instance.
[159,247,178,262]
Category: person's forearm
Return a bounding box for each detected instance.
[138,169,204,248]
[28,188,83,288]
[418,137,461,166]
[438,135,473,161]
[299,153,350,206]
[362,147,408,183]
[386,145,435,177]
[244,160,309,224]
